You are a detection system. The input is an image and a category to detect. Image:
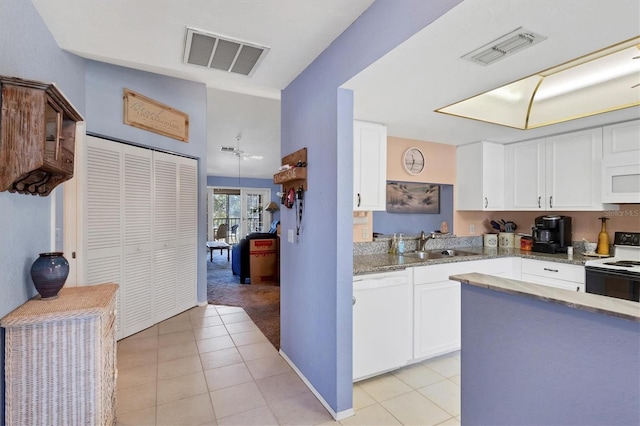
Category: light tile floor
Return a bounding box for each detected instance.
[116,305,461,425]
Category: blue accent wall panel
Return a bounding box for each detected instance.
[0,1,87,421]
[461,285,640,425]
[373,184,454,235]
[280,0,463,414]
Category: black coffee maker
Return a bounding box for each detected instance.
[532,215,572,254]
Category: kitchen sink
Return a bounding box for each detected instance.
[402,251,445,260]
[403,249,480,259]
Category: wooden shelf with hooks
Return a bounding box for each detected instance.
[273,147,307,190]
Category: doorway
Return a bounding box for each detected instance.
[207,187,271,242]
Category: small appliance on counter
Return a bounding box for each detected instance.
[585,232,640,302]
[531,215,572,254]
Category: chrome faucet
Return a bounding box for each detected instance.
[419,230,434,251]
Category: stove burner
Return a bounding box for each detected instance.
[603,260,640,267]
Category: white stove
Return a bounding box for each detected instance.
[585,232,640,275]
[585,232,640,302]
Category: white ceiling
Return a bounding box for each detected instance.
[32,0,639,179]
[344,0,640,146]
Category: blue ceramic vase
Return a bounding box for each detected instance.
[30,252,69,300]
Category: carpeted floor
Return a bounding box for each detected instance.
[206,251,281,349]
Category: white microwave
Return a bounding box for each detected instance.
[601,156,640,203]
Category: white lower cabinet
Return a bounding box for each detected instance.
[414,280,460,360]
[354,256,584,378]
[412,258,515,360]
[521,258,585,292]
[353,270,412,381]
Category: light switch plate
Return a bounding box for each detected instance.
[288,229,294,243]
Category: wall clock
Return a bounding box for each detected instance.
[403,147,425,175]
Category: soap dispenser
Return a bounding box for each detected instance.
[596,217,610,255]
[397,234,405,254]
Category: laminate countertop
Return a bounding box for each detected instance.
[353,247,590,275]
[450,272,640,322]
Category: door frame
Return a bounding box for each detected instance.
[207,186,271,242]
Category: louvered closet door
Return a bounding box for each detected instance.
[82,136,198,339]
[153,151,179,318]
[84,136,124,334]
[122,144,154,336]
[176,156,198,310]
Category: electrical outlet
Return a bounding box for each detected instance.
[288,229,294,243]
[469,224,475,235]
[362,227,368,239]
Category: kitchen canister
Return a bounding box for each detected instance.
[498,232,515,248]
[484,233,498,247]
[514,234,522,248]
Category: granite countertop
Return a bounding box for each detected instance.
[450,272,640,323]
[353,246,590,275]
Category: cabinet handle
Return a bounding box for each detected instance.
[357,193,361,208]
[538,196,541,208]
[65,159,73,163]
[352,296,356,306]
[484,197,488,208]
[549,196,553,208]
[543,267,558,272]
[576,286,580,292]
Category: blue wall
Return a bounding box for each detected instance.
[85,61,209,303]
[373,184,454,235]
[461,285,640,425]
[280,0,462,415]
[0,0,87,421]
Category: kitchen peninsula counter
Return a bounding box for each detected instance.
[450,272,639,322]
[452,272,639,425]
[353,247,591,275]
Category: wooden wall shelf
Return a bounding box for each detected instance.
[274,147,307,191]
[0,75,83,196]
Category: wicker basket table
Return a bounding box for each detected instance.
[1,283,118,425]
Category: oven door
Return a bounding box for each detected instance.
[585,266,640,302]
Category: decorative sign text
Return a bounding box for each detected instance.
[123,89,189,142]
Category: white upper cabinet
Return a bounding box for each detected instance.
[545,128,604,210]
[505,138,546,210]
[353,120,387,211]
[601,120,640,203]
[505,128,613,211]
[602,120,640,159]
[456,141,504,210]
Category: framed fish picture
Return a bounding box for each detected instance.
[386,181,440,214]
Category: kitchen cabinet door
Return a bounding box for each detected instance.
[353,120,387,211]
[456,141,504,210]
[505,138,546,210]
[413,281,460,360]
[603,120,640,159]
[521,258,584,292]
[545,128,605,210]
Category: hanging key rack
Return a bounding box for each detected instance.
[273,147,307,235]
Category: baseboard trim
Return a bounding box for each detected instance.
[279,349,355,421]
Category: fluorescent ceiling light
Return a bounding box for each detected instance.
[437,36,640,129]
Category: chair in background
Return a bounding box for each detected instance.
[215,223,229,242]
[229,224,239,244]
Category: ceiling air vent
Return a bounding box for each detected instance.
[183,27,269,76]
[462,27,547,66]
